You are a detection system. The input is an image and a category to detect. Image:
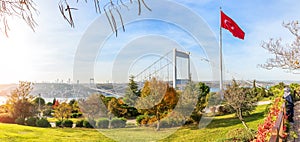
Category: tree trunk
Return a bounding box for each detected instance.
[108,115,112,129]
[237,108,249,130]
[156,119,160,131]
[156,110,160,131]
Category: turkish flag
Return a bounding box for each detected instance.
[221,11,245,40]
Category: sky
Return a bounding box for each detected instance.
[0,0,300,84]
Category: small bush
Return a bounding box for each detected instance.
[124,107,140,118]
[55,120,62,127]
[217,105,234,116]
[83,119,95,128]
[70,113,78,118]
[36,118,50,127]
[190,113,202,123]
[136,115,149,125]
[76,119,84,127]
[225,128,255,141]
[70,113,83,118]
[97,118,109,129]
[15,117,25,125]
[62,119,73,127]
[159,119,169,128]
[25,117,38,126]
[0,113,15,123]
[111,117,126,128]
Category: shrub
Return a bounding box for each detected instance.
[36,118,50,127]
[25,117,38,126]
[159,119,170,128]
[190,113,202,123]
[83,119,95,128]
[15,117,25,125]
[97,118,109,128]
[0,113,15,123]
[70,113,83,118]
[71,113,78,118]
[217,105,234,116]
[136,115,149,125]
[225,128,255,141]
[76,119,84,127]
[111,117,126,128]
[124,107,140,118]
[62,119,73,127]
[55,120,62,127]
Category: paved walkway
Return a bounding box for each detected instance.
[288,101,300,142]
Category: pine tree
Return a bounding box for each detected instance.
[123,76,140,106]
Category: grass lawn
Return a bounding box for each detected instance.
[0,123,114,142]
[0,105,268,142]
[161,105,267,142]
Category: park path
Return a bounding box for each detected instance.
[288,101,300,142]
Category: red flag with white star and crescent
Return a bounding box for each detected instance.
[221,11,245,40]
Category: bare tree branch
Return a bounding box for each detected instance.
[59,0,151,37]
[0,0,38,37]
[259,20,300,73]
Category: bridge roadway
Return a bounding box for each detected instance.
[89,87,122,98]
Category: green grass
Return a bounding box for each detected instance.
[0,105,267,142]
[0,123,114,142]
[161,105,267,142]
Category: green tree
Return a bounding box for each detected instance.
[54,102,72,122]
[194,82,210,113]
[224,79,258,130]
[69,99,76,106]
[123,76,141,106]
[289,83,300,101]
[268,82,286,97]
[68,99,81,114]
[250,80,266,100]
[32,97,45,107]
[177,82,210,124]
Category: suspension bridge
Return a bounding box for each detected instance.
[84,48,193,97]
[85,48,264,97]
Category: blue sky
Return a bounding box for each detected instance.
[0,0,299,84]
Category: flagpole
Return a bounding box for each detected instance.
[220,7,224,99]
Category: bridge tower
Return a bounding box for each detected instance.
[90,78,95,88]
[173,48,191,89]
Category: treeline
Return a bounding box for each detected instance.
[0,79,299,131]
